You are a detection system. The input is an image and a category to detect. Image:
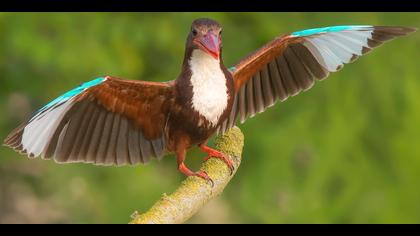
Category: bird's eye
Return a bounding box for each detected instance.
[192,29,198,36]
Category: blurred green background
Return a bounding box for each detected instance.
[0,12,419,224]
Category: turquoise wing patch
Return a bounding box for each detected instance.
[38,77,106,113]
[291,25,371,37]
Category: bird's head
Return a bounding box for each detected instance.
[188,18,223,60]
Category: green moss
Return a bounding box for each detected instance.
[130,126,245,224]
[215,127,245,158]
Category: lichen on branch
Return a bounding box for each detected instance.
[129,126,244,224]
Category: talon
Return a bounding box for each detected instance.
[178,162,214,187]
[226,156,235,175]
[195,170,214,187]
[200,144,235,175]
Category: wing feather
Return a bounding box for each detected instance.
[260,66,275,107]
[218,25,415,134]
[253,72,265,114]
[268,60,288,101]
[4,76,174,166]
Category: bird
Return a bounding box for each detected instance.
[3,18,416,185]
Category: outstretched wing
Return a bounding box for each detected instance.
[4,76,175,166]
[217,25,416,134]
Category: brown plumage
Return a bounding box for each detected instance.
[219,25,416,133]
[3,19,416,184]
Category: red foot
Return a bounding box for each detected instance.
[200,145,235,175]
[178,163,214,187]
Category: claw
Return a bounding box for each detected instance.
[201,145,235,175]
[194,170,214,187]
[178,162,214,187]
[225,156,235,176]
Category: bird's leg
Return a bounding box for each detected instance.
[199,143,234,175]
[176,147,214,186]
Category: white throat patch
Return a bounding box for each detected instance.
[189,49,228,126]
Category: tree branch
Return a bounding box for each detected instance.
[129,126,244,224]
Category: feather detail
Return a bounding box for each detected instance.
[4,76,174,166]
[217,25,416,134]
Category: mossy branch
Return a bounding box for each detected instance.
[129,126,244,224]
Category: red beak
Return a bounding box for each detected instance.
[194,32,220,60]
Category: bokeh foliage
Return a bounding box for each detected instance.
[0,12,419,223]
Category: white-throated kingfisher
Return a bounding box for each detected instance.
[4,18,416,184]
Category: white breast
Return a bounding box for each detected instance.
[189,49,228,127]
